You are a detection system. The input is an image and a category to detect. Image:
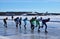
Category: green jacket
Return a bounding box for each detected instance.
[30,18,40,26]
[36,20,40,25]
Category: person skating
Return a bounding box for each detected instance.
[36,19,40,32]
[19,17,22,29]
[3,17,8,28]
[14,17,19,28]
[23,17,28,29]
[30,18,34,31]
[42,18,50,32]
[11,16,13,20]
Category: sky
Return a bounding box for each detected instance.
[0,0,60,13]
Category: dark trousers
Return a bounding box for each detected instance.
[31,23,34,30]
[19,22,21,28]
[24,23,26,29]
[16,22,19,28]
[42,22,47,31]
[4,23,7,28]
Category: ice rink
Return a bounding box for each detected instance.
[0,15,60,39]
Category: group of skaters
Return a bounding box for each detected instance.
[3,16,50,32]
[14,17,27,29]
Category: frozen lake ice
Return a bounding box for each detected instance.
[0,15,60,39]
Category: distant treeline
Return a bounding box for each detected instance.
[0,12,60,16]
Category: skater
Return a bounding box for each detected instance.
[36,18,40,32]
[11,16,13,20]
[42,18,50,32]
[19,17,22,29]
[23,17,28,29]
[38,17,43,28]
[3,17,8,28]
[14,17,19,28]
[30,18,34,31]
[36,17,43,32]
